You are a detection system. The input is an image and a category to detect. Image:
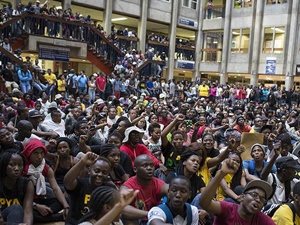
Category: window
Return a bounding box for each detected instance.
[183,0,197,9]
[263,27,285,53]
[234,0,253,8]
[231,28,250,53]
[266,0,287,5]
[202,32,223,62]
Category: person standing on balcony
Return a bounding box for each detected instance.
[207,0,213,19]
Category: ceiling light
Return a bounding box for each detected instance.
[213,41,218,44]
[232,32,239,35]
[112,17,128,22]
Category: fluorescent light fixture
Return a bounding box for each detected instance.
[190,36,195,38]
[271,27,285,33]
[213,41,218,44]
[232,32,240,35]
[112,17,128,21]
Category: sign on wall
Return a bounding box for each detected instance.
[266,57,276,74]
[39,45,70,62]
[178,18,198,28]
[176,60,195,69]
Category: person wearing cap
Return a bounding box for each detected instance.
[41,110,66,138]
[243,143,276,182]
[261,141,300,204]
[199,158,275,225]
[28,110,59,140]
[272,181,300,225]
[120,126,166,171]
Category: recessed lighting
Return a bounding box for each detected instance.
[83,60,86,62]
[112,17,127,21]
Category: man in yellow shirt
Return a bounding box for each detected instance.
[198,81,210,98]
[44,69,57,100]
[272,182,300,225]
[44,69,56,84]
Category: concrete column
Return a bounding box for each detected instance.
[137,0,148,53]
[62,0,71,10]
[166,0,179,81]
[250,0,264,86]
[285,0,299,90]
[220,0,233,84]
[193,0,205,80]
[13,0,21,8]
[104,0,113,36]
[217,35,222,62]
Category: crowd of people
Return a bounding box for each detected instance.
[1,51,300,224]
[2,2,300,225]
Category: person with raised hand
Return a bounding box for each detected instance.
[78,186,139,225]
[199,158,275,224]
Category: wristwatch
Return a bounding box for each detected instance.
[33,202,37,209]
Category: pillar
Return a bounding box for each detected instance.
[137,0,148,53]
[285,0,299,90]
[193,0,205,81]
[217,35,222,62]
[220,0,233,84]
[104,0,113,36]
[250,0,264,86]
[166,0,179,81]
[62,0,71,10]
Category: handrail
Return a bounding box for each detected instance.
[0,46,23,65]
[135,59,165,73]
[0,12,124,56]
[204,5,225,10]
[0,13,27,30]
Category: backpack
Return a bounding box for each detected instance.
[67,74,75,89]
[157,203,193,224]
[262,202,296,224]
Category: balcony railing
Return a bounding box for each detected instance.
[0,12,124,65]
[204,5,225,19]
[201,48,222,62]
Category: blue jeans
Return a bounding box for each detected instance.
[88,89,95,102]
[20,83,31,93]
[1,204,24,225]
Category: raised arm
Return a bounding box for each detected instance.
[161,114,185,148]
[199,159,239,215]
[63,152,98,190]
[260,142,281,181]
[93,189,139,225]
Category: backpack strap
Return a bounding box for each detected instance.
[248,160,255,175]
[185,203,193,225]
[285,202,296,225]
[269,173,277,199]
[157,203,173,224]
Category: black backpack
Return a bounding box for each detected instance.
[67,74,75,89]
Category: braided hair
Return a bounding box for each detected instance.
[175,150,205,202]
[78,185,120,223]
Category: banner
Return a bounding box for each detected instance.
[39,45,70,62]
[266,57,276,74]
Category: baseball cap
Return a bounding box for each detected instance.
[48,102,58,109]
[12,88,21,93]
[123,126,144,143]
[29,110,43,118]
[243,180,272,199]
[276,156,300,171]
[55,94,63,100]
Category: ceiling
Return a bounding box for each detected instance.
[6,0,196,40]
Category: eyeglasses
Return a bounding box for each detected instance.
[245,192,267,204]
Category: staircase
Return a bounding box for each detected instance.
[0,13,124,72]
[135,59,165,77]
